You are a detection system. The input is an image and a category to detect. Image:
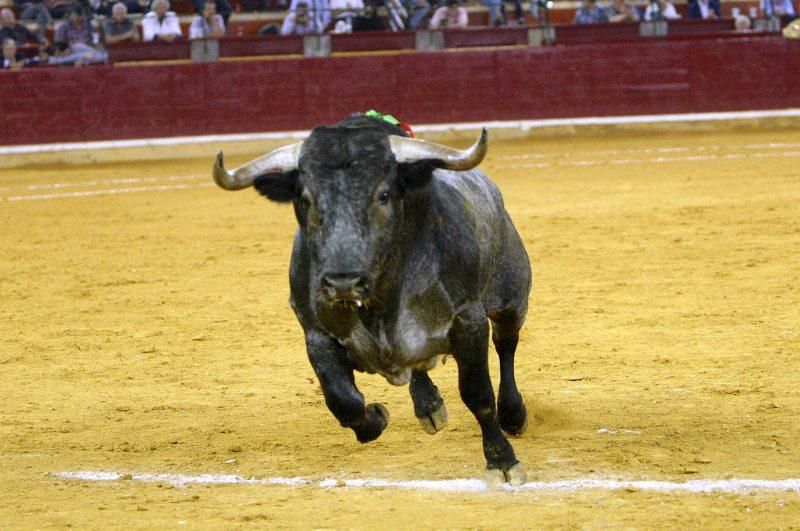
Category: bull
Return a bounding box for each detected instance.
[213,114,532,485]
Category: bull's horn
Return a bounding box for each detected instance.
[389,128,488,171]
[213,142,303,190]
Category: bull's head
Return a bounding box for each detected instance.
[213,124,487,311]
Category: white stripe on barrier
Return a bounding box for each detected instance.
[2,109,799,156]
[53,471,800,494]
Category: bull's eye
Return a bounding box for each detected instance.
[299,188,320,227]
[377,189,390,205]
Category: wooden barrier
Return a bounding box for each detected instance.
[2,35,799,146]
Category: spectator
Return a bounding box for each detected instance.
[481,0,504,26]
[761,0,796,26]
[142,0,182,42]
[351,0,386,30]
[573,0,608,23]
[687,0,720,19]
[288,0,331,32]
[1,37,25,69]
[501,0,526,25]
[49,40,105,64]
[54,8,92,45]
[643,0,680,20]
[11,0,52,40]
[46,0,78,20]
[95,0,149,16]
[0,8,43,45]
[400,0,428,28]
[103,2,139,44]
[189,0,232,25]
[53,8,106,63]
[280,1,324,33]
[734,13,751,30]
[428,0,468,29]
[329,0,363,32]
[606,0,640,22]
[189,0,226,38]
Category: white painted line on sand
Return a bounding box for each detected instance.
[53,471,800,494]
[3,183,213,202]
[3,108,799,156]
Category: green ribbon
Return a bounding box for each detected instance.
[365,110,401,127]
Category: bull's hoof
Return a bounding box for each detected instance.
[486,462,527,488]
[354,403,390,443]
[367,402,390,427]
[498,398,528,436]
[417,402,448,435]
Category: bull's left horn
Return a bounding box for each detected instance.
[213,142,303,191]
[388,128,488,171]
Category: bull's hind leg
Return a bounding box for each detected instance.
[451,303,525,486]
[491,317,528,436]
[305,330,389,443]
[409,370,448,434]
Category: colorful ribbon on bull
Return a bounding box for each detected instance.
[365,110,415,138]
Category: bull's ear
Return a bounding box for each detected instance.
[253,171,299,203]
[397,161,436,192]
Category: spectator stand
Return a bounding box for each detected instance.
[1,0,787,64]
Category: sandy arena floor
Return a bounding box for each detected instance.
[1,125,799,527]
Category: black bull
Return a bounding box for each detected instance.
[213,115,532,485]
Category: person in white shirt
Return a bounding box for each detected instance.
[428,0,468,28]
[189,0,225,39]
[142,0,182,42]
[643,0,680,20]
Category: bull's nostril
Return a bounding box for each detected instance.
[321,272,368,296]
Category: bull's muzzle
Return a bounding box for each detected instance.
[320,271,369,306]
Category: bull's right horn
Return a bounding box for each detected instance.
[213,142,303,191]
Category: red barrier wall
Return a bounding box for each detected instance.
[2,35,799,146]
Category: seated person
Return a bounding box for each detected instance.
[104,3,139,44]
[687,0,720,19]
[53,8,107,63]
[142,0,182,42]
[280,2,324,34]
[54,7,96,45]
[734,13,751,30]
[1,37,25,69]
[189,0,226,38]
[189,0,232,24]
[49,40,106,65]
[94,0,149,16]
[10,0,51,41]
[761,0,796,25]
[643,0,680,20]
[428,0,468,28]
[573,0,608,23]
[288,0,331,32]
[0,8,43,45]
[606,0,640,22]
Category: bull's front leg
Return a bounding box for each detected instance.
[305,329,389,443]
[450,304,526,486]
